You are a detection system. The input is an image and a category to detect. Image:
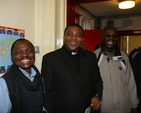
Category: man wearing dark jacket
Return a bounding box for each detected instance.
[41,23,103,113]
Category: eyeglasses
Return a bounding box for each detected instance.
[104,34,118,38]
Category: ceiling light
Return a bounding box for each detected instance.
[119,0,135,9]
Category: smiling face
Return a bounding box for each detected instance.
[102,26,118,52]
[63,25,84,52]
[11,39,35,74]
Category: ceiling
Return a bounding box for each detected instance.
[74,0,141,19]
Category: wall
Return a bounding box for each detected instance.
[0,0,35,42]
[35,0,66,71]
[0,0,66,72]
[75,6,95,29]
[1,0,140,73]
[75,4,141,30]
[101,16,141,30]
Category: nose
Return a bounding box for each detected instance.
[21,51,28,57]
[109,35,114,39]
[71,34,76,39]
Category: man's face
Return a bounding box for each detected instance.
[11,40,35,73]
[102,27,118,51]
[63,26,84,52]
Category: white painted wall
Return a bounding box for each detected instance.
[35,0,66,71]
[0,0,66,72]
[0,0,35,42]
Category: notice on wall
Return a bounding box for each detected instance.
[0,26,25,76]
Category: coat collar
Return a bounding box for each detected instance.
[60,45,88,75]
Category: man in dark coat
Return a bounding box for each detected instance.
[129,47,141,113]
[41,23,103,113]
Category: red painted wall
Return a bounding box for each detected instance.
[67,0,76,25]
[67,0,80,25]
[83,30,102,52]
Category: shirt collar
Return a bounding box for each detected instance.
[71,52,77,55]
[19,67,36,78]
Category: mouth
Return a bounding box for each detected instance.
[20,59,30,63]
[107,41,113,46]
[70,41,77,46]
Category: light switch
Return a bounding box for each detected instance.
[34,46,40,54]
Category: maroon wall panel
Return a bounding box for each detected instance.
[83,30,102,51]
[67,0,76,25]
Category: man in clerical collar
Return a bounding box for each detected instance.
[41,23,103,113]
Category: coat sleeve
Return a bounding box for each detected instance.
[41,55,54,113]
[0,78,12,113]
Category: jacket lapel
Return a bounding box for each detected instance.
[60,47,77,74]
[60,46,88,75]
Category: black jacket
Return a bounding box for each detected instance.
[41,46,103,113]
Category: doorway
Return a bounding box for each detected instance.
[118,30,141,55]
[120,35,141,55]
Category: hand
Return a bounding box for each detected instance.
[90,96,101,111]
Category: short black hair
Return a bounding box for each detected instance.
[64,23,84,37]
[102,26,118,37]
[11,38,35,55]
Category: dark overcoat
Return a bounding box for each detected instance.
[41,46,103,113]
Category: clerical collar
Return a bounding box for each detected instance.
[63,45,78,55]
[71,52,77,55]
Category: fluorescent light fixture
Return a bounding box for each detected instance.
[119,0,135,9]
